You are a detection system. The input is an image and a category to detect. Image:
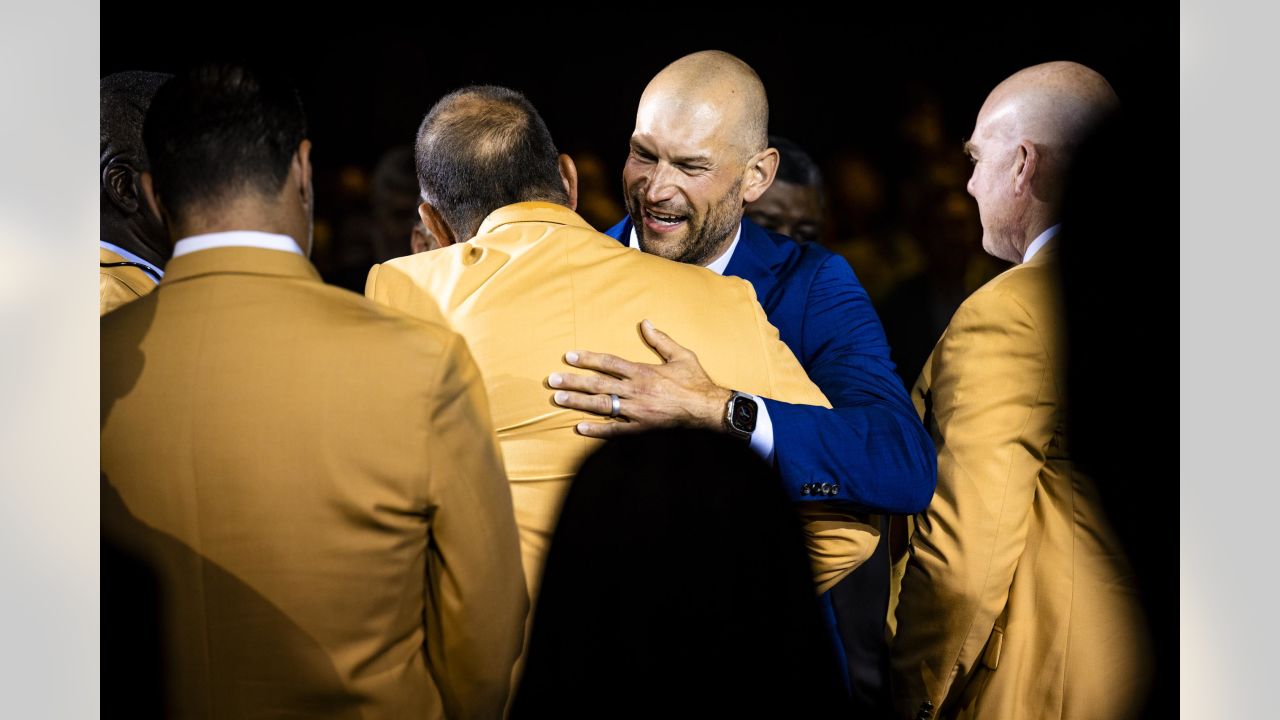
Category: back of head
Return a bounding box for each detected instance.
[771,134,823,190]
[415,85,568,241]
[101,72,172,253]
[102,71,171,174]
[513,428,848,716]
[984,61,1119,185]
[143,64,308,227]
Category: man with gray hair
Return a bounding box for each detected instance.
[889,62,1151,719]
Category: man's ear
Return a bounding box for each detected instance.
[294,139,313,210]
[1012,140,1039,197]
[103,158,141,215]
[418,201,457,248]
[138,171,168,228]
[741,147,780,204]
[558,153,579,211]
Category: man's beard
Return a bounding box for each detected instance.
[626,177,743,267]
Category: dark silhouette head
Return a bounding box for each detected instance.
[512,428,848,717]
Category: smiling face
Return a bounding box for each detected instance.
[622,94,755,267]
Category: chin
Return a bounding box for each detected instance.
[636,230,686,261]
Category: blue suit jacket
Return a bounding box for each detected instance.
[606,217,936,515]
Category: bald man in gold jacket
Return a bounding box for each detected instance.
[367,86,879,599]
[888,63,1151,720]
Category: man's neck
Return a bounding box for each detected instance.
[101,220,166,270]
[175,202,307,257]
[701,226,743,274]
[1021,223,1061,263]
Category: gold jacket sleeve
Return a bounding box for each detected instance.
[421,333,529,719]
[890,288,1054,714]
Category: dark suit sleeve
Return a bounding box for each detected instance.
[762,253,937,515]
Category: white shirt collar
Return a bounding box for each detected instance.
[1022,224,1061,263]
[628,222,742,276]
[171,230,304,259]
[100,240,164,279]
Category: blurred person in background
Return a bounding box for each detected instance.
[745,134,825,243]
[327,145,439,286]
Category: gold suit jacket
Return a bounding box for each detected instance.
[101,246,528,719]
[889,240,1151,719]
[367,202,879,596]
[100,245,158,315]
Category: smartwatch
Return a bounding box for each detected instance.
[723,390,758,441]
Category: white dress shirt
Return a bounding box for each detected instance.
[172,230,304,259]
[1023,224,1061,263]
[100,240,164,280]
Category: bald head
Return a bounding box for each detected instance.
[977,61,1118,162]
[965,62,1118,264]
[640,50,769,156]
[624,52,782,266]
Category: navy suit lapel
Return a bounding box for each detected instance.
[605,217,631,246]
[724,220,786,312]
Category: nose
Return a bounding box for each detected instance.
[966,169,977,198]
[643,163,679,205]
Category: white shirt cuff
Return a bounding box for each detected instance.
[747,395,775,463]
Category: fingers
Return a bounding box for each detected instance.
[564,350,641,378]
[551,388,617,417]
[574,420,647,438]
[548,372,624,396]
[639,319,690,363]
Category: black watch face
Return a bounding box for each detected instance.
[731,396,758,433]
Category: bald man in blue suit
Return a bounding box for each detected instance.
[548,51,935,707]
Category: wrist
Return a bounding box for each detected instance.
[705,386,733,431]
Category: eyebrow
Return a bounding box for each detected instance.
[962,139,977,158]
[629,139,711,165]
